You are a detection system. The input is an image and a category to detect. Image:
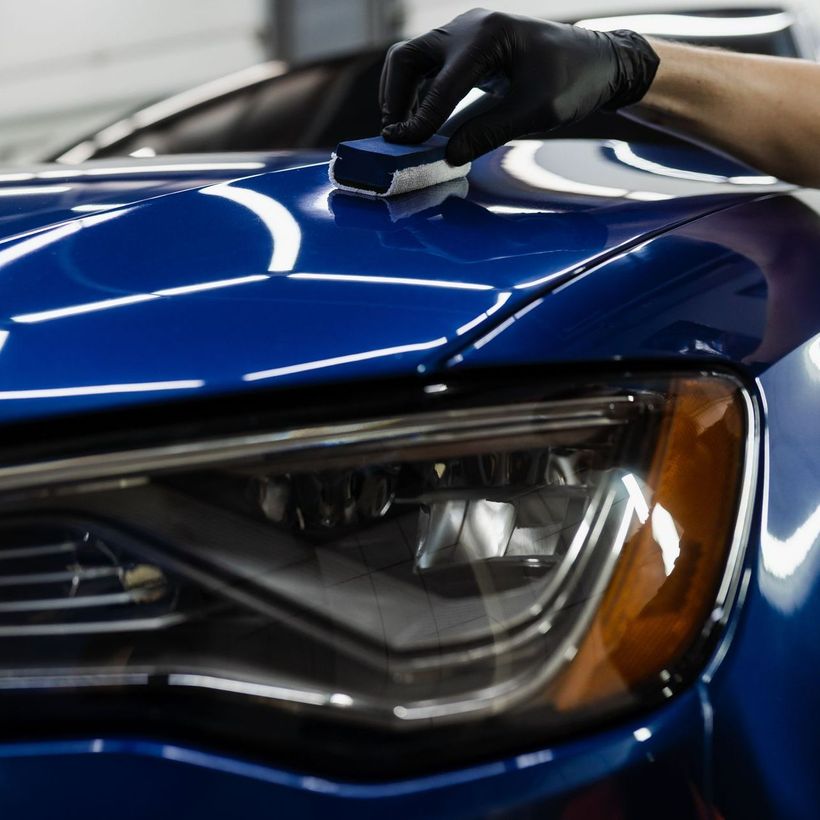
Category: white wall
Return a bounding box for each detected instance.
[0,0,268,162]
[0,0,401,163]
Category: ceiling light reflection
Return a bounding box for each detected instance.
[12,275,272,324]
[243,337,448,382]
[608,141,778,185]
[502,141,672,201]
[487,205,557,214]
[514,265,577,291]
[470,298,543,351]
[652,504,681,575]
[38,162,265,180]
[0,207,127,270]
[456,291,512,335]
[202,184,301,272]
[154,274,269,297]
[289,272,492,291]
[0,380,204,400]
[761,505,820,580]
[0,223,79,270]
[71,204,129,213]
[0,186,72,197]
[807,335,820,375]
[622,473,650,523]
[0,331,8,355]
[13,294,159,324]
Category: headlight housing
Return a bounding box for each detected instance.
[0,371,755,775]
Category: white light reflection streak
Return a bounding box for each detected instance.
[169,674,354,711]
[154,274,269,297]
[0,210,123,271]
[0,380,203,400]
[0,331,8,354]
[470,298,543,351]
[0,186,72,197]
[289,272,492,291]
[608,141,778,186]
[0,222,79,269]
[514,265,577,291]
[502,141,671,201]
[652,504,681,575]
[38,162,266,180]
[13,294,158,324]
[623,476,681,575]
[71,203,128,213]
[761,506,820,581]
[808,336,820,375]
[622,473,650,523]
[12,275,272,324]
[487,205,557,215]
[456,291,512,335]
[202,184,300,272]
[244,337,448,382]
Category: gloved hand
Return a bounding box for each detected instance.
[379,8,660,166]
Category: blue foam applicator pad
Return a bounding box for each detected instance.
[329,134,470,197]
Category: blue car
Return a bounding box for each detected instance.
[1,16,819,820]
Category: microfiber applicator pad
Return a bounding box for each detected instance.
[329,134,470,197]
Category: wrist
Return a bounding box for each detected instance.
[601,30,660,111]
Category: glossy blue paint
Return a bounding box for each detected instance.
[706,335,820,820]
[454,188,820,818]
[0,153,325,238]
[0,690,709,819]
[0,139,818,818]
[0,140,772,423]
[453,193,820,376]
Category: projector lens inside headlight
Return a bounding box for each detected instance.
[0,374,752,748]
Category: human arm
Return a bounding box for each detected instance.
[380,9,820,187]
[629,39,820,187]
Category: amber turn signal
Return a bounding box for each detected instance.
[551,377,748,710]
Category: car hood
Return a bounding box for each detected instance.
[0,140,784,423]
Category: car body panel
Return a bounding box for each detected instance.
[453,192,820,377]
[0,140,782,424]
[0,689,709,819]
[709,337,820,819]
[0,139,818,817]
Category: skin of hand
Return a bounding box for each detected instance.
[379,8,659,166]
[630,39,820,188]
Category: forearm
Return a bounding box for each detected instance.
[627,39,820,187]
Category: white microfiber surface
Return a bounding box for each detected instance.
[329,153,471,198]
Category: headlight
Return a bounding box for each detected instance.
[0,372,754,773]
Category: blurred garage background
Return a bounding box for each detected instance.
[1,0,816,164]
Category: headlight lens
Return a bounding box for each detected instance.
[0,373,753,767]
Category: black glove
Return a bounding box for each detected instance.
[379,8,660,166]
